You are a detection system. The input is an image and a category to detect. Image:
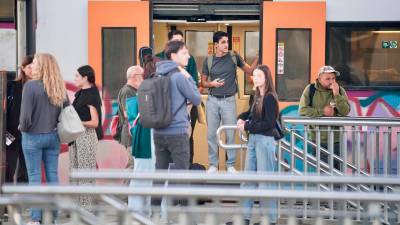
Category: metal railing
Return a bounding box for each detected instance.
[216,116,400,223]
[4,172,400,225]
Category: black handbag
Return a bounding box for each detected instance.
[273,112,285,140]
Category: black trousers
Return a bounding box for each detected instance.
[189,106,198,164]
[5,140,28,183]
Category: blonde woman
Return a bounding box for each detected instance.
[19,53,66,225]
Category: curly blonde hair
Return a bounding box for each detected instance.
[32,53,66,107]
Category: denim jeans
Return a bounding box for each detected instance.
[22,131,60,222]
[241,134,277,222]
[128,129,155,217]
[206,95,237,167]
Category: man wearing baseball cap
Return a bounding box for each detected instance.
[298,65,350,170]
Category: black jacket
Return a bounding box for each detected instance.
[238,93,278,137]
[7,80,23,143]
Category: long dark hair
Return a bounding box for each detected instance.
[77,65,96,86]
[251,65,279,117]
[17,55,33,84]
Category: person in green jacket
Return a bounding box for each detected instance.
[299,65,350,170]
[126,71,155,217]
[156,29,199,164]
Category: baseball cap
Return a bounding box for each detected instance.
[318,65,340,77]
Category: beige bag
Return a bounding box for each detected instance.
[57,105,85,143]
[196,102,206,124]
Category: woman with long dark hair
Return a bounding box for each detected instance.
[236,65,279,225]
[6,55,33,184]
[69,65,103,211]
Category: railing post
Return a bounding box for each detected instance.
[397,132,400,177]
[351,126,356,172]
[383,130,390,223]
[327,126,334,219]
[363,131,368,173]
[303,126,308,219]
[315,125,321,213]
[0,71,7,223]
[290,130,295,173]
[375,126,380,175]
[388,127,392,175]
[328,126,334,174]
[316,126,321,174]
[394,132,400,223]
[355,127,361,221]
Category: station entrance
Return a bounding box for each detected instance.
[152,1,261,167]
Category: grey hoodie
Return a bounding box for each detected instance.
[154,60,201,135]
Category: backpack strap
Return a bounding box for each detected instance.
[207,51,237,76]
[308,83,342,107]
[207,55,213,77]
[229,51,239,96]
[229,50,237,68]
[308,83,316,107]
[207,51,239,96]
[172,100,187,118]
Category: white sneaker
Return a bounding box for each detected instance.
[227,166,238,174]
[26,221,41,225]
[207,165,218,173]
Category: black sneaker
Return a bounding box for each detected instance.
[226,219,250,225]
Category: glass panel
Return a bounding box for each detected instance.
[244,31,259,95]
[0,0,14,20]
[327,25,400,88]
[185,30,214,94]
[102,27,136,99]
[276,29,311,101]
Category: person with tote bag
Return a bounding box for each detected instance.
[19,53,67,225]
[68,65,103,212]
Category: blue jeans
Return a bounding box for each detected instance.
[242,134,277,222]
[206,95,237,167]
[128,129,155,217]
[22,131,60,222]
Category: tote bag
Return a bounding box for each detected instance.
[57,105,85,143]
[196,102,206,124]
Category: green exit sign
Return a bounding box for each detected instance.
[382,41,398,49]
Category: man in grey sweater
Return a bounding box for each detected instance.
[153,40,201,170]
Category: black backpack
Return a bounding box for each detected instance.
[137,69,185,128]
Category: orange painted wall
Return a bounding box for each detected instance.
[262,1,326,109]
[88,0,149,86]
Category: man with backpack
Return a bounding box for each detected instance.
[298,65,350,170]
[115,66,144,169]
[156,29,200,164]
[201,31,258,173]
[148,40,201,170]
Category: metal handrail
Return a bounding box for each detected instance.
[70,170,400,185]
[216,125,247,149]
[283,116,400,127]
[3,185,400,202]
